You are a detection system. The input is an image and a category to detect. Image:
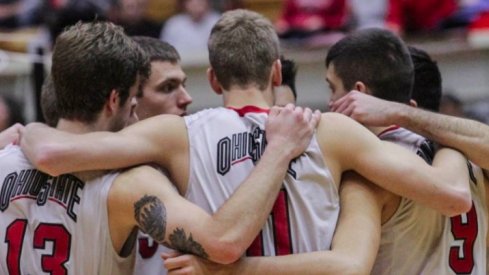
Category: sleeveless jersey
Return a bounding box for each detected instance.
[184,106,339,256]
[372,127,488,275]
[134,231,171,275]
[0,144,135,275]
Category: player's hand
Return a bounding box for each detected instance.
[265,104,321,160]
[162,252,226,275]
[0,123,24,148]
[329,91,398,126]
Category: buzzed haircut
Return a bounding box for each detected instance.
[133,36,181,63]
[326,28,414,104]
[408,46,442,112]
[208,9,280,90]
[52,21,149,123]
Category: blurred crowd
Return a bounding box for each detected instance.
[0,0,488,131]
[2,0,489,48]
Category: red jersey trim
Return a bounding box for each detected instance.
[227,106,270,116]
[377,125,400,137]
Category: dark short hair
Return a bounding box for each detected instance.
[52,21,149,123]
[326,28,414,104]
[280,56,298,99]
[408,46,442,112]
[133,36,180,63]
[208,9,280,90]
[40,75,59,127]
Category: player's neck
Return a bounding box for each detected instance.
[56,118,107,134]
[223,86,273,109]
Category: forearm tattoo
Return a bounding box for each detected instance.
[165,228,209,259]
[134,195,167,243]
[134,195,209,259]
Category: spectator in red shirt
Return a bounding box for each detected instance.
[386,0,457,33]
[276,0,348,39]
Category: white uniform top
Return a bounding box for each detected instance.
[134,231,171,275]
[184,106,339,256]
[0,145,134,275]
[373,127,488,275]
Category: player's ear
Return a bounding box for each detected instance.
[207,67,223,95]
[271,59,282,87]
[354,81,368,94]
[106,89,120,115]
[409,99,418,108]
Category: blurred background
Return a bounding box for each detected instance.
[0,0,488,131]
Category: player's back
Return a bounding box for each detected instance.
[373,128,488,274]
[184,106,339,256]
[0,145,134,275]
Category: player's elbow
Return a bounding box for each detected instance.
[444,186,472,217]
[207,241,242,264]
[336,258,371,275]
[30,143,64,176]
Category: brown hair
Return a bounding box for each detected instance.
[52,21,149,123]
[208,9,280,90]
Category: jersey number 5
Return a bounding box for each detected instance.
[5,219,71,275]
[449,202,478,274]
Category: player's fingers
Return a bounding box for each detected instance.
[302,107,313,124]
[284,103,295,111]
[341,104,355,118]
[332,98,350,114]
[163,255,190,270]
[311,110,322,129]
[292,106,303,121]
[161,251,181,260]
[329,99,339,112]
[168,266,194,275]
[269,105,282,118]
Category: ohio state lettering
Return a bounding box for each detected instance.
[0,169,84,222]
[216,127,266,175]
[216,127,296,177]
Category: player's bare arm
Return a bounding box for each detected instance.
[319,112,471,217]
[331,91,489,171]
[108,106,320,264]
[21,105,320,180]
[162,171,382,275]
[20,114,185,177]
[397,110,489,171]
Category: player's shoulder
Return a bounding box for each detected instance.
[144,113,185,125]
[109,165,167,202]
[318,112,367,137]
[134,114,187,141]
[0,144,30,165]
[116,164,163,184]
[185,107,231,127]
[320,111,361,126]
[0,143,20,155]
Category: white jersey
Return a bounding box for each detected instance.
[0,145,134,275]
[184,106,339,256]
[133,229,171,275]
[373,127,488,275]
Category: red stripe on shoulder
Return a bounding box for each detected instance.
[227,106,270,117]
[377,125,400,137]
